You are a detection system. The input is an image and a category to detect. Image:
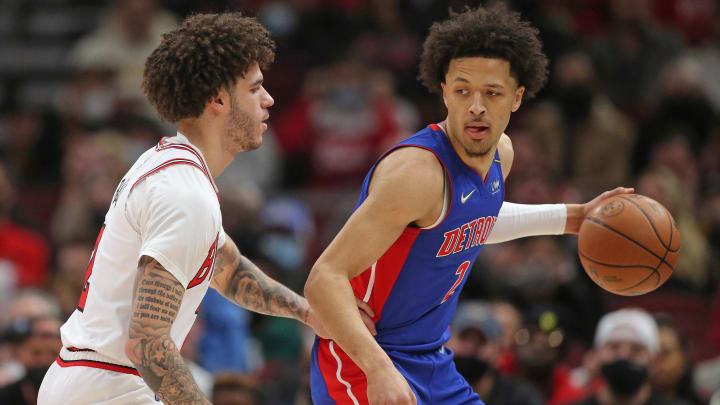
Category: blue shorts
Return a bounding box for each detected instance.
[310,338,483,405]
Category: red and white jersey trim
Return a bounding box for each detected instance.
[156,137,219,198]
[56,346,139,376]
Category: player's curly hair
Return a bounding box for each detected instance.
[143,13,275,123]
[418,3,548,98]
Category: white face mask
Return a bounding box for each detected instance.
[259,234,304,272]
[259,2,298,37]
[81,89,117,122]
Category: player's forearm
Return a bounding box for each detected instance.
[212,241,309,322]
[563,204,584,234]
[126,334,210,405]
[485,202,567,244]
[305,265,394,373]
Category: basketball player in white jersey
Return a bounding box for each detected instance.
[38,13,373,405]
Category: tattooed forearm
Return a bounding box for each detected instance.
[125,256,210,405]
[212,237,310,323]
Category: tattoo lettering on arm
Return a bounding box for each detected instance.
[125,256,210,405]
[211,236,309,323]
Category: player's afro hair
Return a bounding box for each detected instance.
[418,3,548,98]
[143,13,275,122]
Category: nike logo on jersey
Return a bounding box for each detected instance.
[461,189,476,204]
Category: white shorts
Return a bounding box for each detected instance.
[38,360,160,405]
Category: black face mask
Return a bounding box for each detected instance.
[23,366,50,391]
[555,85,594,121]
[523,361,556,383]
[601,359,649,397]
[453,356,493,383]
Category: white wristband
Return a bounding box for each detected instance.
[485,202,567,244]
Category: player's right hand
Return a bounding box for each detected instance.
[356,298,377,336]
[366,366,417,405]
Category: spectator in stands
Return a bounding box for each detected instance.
[274,59,416,189]
[0,316,61,405]
[0,162,50,288]
[691,6,720,112]
[0,290,61,386]
[636,166,710,291]
[651,315,703,405]
[50,241,93,319]
[572,309,692,405]
[212,372,260,405]
[490,300,523,375]
[514,304,586,405]
[449,301,544,405]
[69,0,178,119]
[587,0,685,114]
[6,290,61,326]
[549,50,636,199]
[50,132,129,244]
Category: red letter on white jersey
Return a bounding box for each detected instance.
[188,237,218,289]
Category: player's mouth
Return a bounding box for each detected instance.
[261,114,269,130]
[465,122,489,139]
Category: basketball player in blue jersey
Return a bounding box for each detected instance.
[304,4,633,405]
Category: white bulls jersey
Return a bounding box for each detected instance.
[58,132,225,373]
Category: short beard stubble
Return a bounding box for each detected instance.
[225,94,262,152]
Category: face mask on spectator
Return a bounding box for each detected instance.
[601,358,649,397]
[24,365,50,390]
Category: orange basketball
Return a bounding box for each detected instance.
[578,194,681,296]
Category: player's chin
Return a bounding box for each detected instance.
[246,136,263,151]
[465,141,493,157]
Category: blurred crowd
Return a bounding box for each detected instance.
[0,0,719,404]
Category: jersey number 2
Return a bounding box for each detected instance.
[77,225,106,312]
[441,261,470,304]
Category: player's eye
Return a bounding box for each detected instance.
[487,90,501,97]
[456,89,469,95]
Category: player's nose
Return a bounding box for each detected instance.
[468,94,486,115]
[262,89,274,108]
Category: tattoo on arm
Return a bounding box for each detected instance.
[212,238,309,323]
[126,256,209,405]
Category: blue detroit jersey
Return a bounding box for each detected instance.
[349,123,505,351]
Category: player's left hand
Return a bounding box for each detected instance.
[306,298,377,339]
[565,187,634,234]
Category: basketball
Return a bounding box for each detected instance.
[578,194,681,296]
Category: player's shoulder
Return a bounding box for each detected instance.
[149,166,215,203]
[496,133,514,179]
[130,153,217,213]
[135,138,214,191]
[370,146,444,203]
[497,133,513,158]
[379,146,444,180]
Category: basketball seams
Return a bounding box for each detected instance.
[579,195,679,296]
[667,209,681,252]
[578,251,660,293]
[578,251,661,271]
[583,217,675,271]
[653,210,675,289]
[617,196,679,253]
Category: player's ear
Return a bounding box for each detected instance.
[511,85,525,112]
[208,88,229,115]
